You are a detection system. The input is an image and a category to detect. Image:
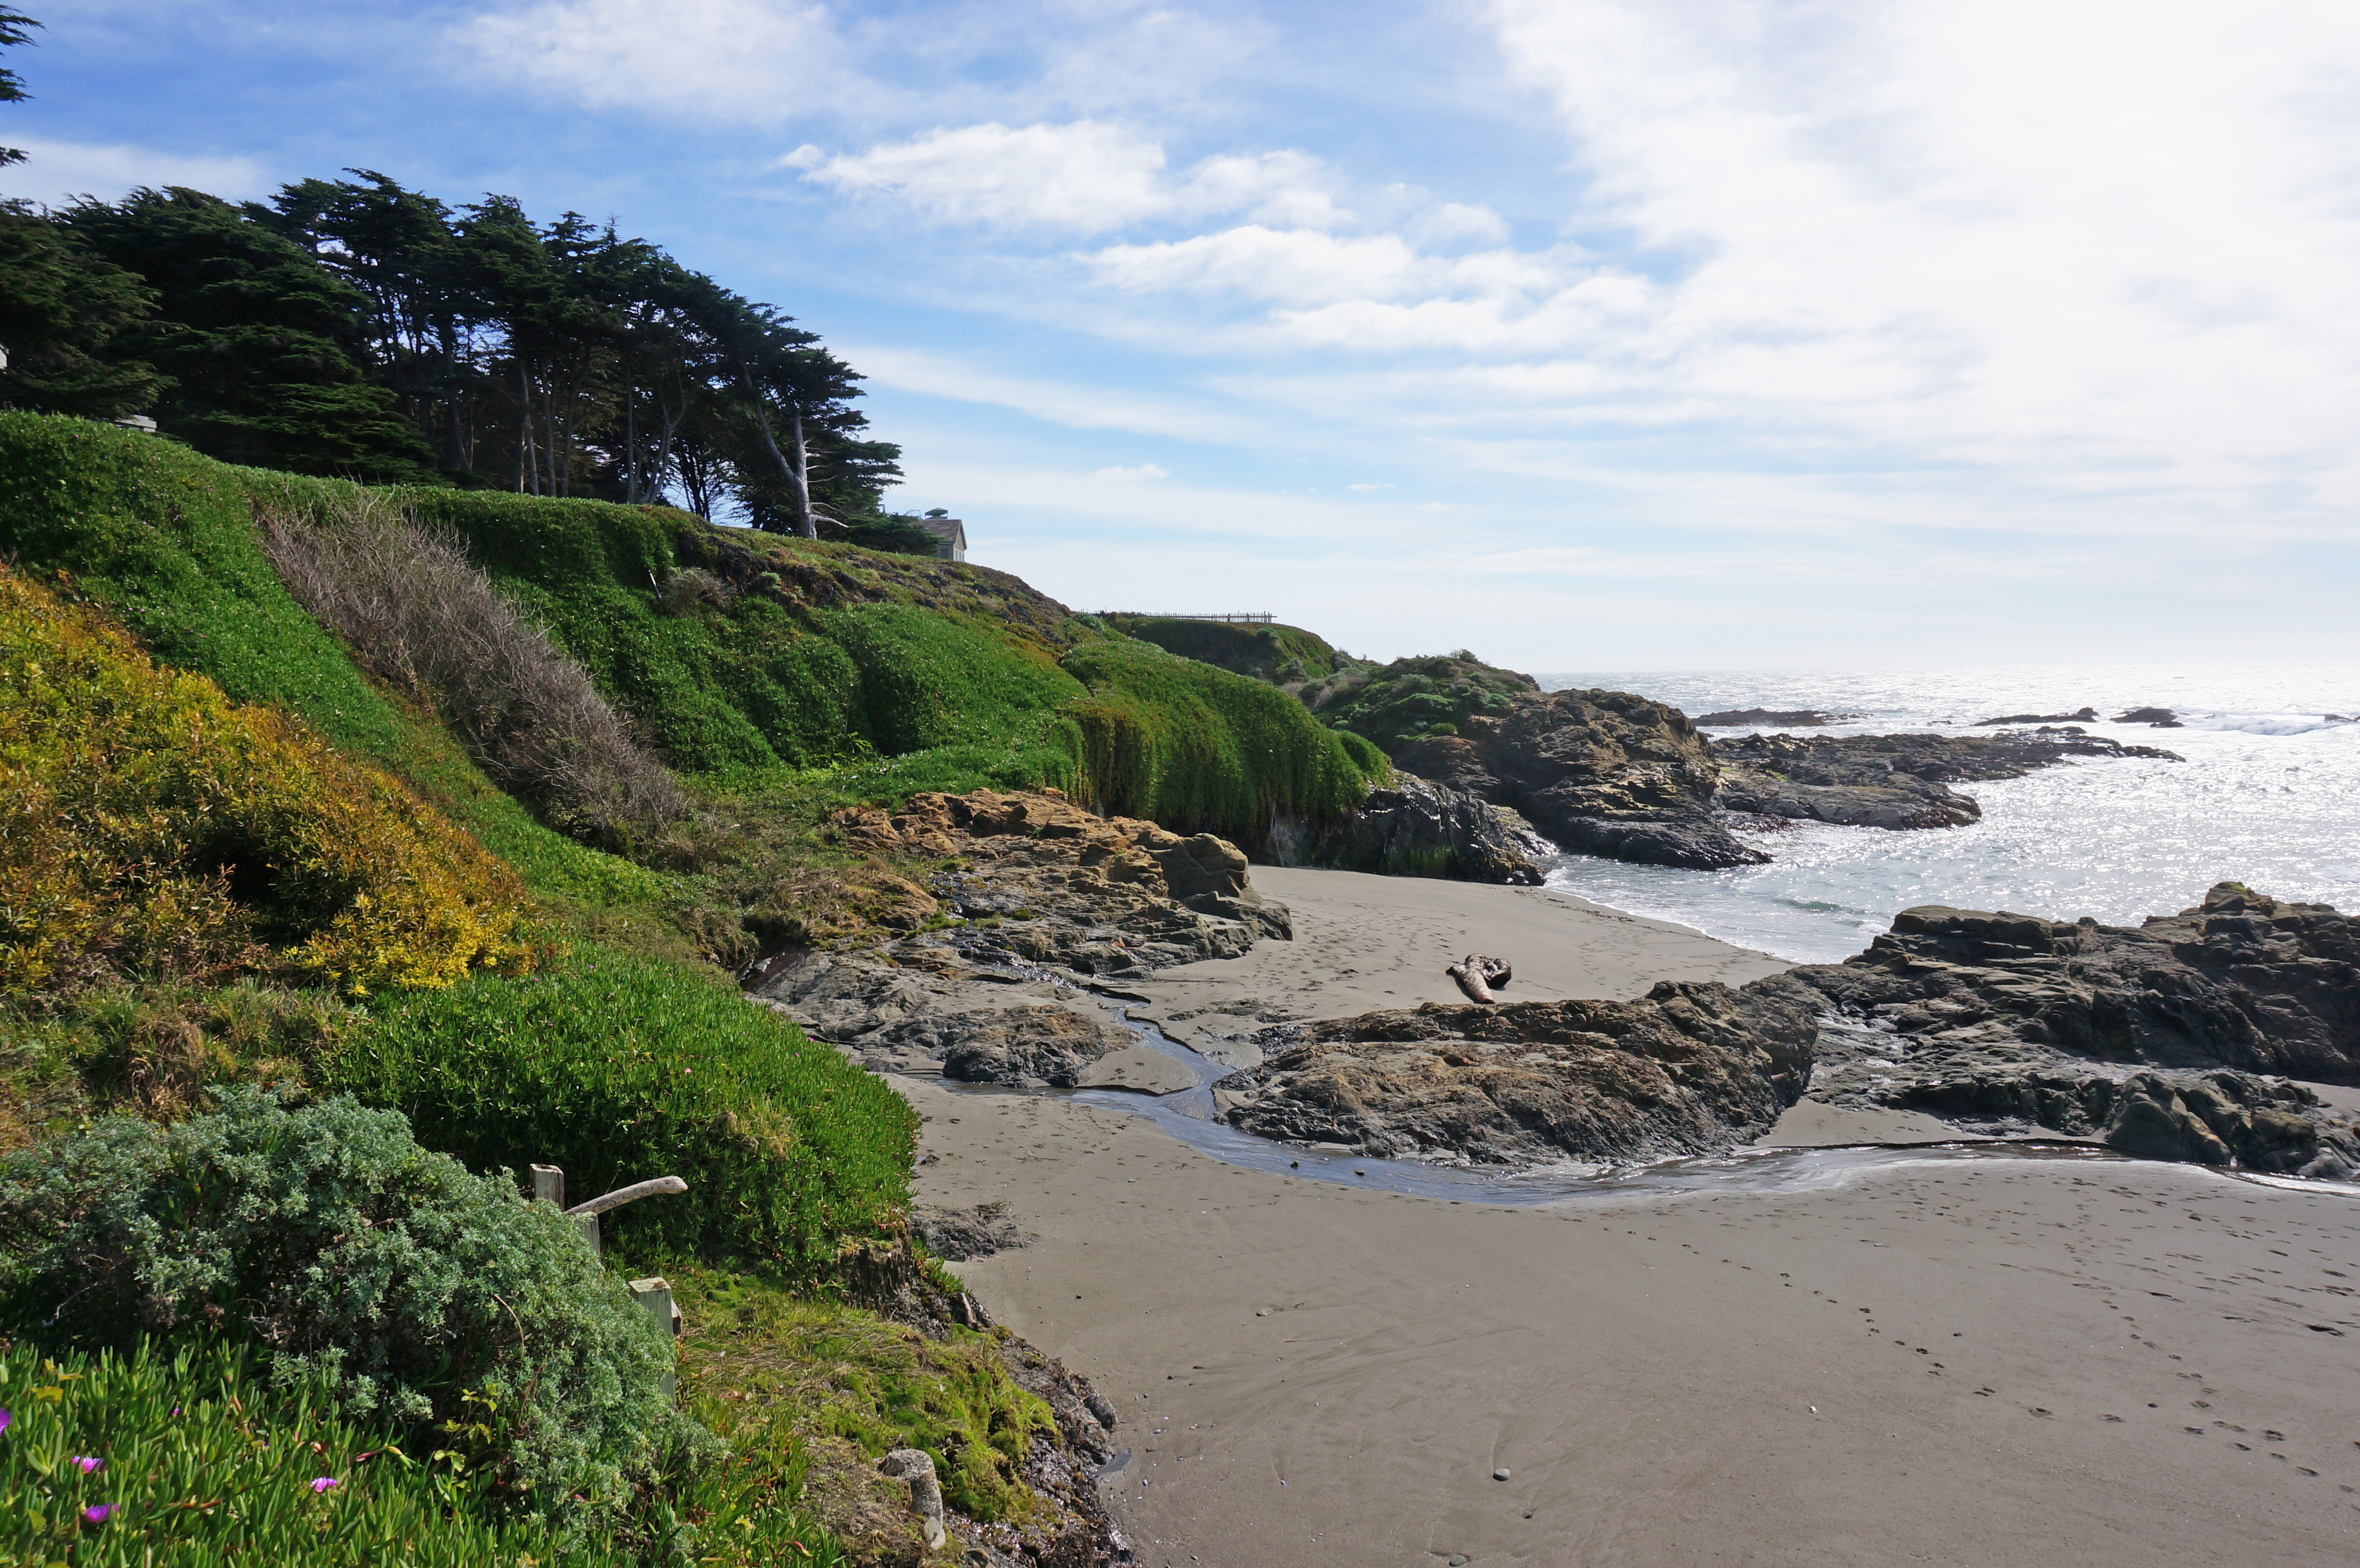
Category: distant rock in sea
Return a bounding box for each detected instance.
[1709,729,2182,831]
[1688,708,1850,727]
[2112,706,2183,727]
[1970,706,2098,725]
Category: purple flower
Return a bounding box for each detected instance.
[0,1409,10,1433]
[82,1505,111,1523]
[75,1456,101,1474]
[310,1477,338,1494]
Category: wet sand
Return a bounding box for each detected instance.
[901,869,2360,1566]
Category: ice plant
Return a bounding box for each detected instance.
[311,1476,339,1494]
[75,1456,101,1473]
[82,1505,111,1523]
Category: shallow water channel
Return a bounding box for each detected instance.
[930,1007,2360,1207]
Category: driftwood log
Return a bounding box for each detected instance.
[1447,954,1512,1004]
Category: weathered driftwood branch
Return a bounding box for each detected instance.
[565,1176,688,1218]
[1447,954,1512,1004]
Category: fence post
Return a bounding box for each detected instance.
[628,1277,681,1401]
[529,1164,564,1207]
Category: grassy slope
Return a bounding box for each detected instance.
[0,412,913,1263]
[0,415,1383,1558]
[1107,614,1351,684]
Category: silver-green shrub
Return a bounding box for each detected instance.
[0,1088,702,1525]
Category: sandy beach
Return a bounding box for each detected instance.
[905,868,2360,1566]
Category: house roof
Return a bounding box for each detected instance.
[916,515,966,551]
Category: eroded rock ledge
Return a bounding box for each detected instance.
[749,789,1284,1089]
[1782,882,2360,1175]
[1216,977,1821,1166]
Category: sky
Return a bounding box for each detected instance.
[10,0,2360,670]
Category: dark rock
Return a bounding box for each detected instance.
[1774,883,2360,1176]
[1690,708,1851,727]
[1394,687,1767,871]
[1217,974,1819,1165]
[1709,729,2182,831]
[1267,773,1553,883]
[913,1201,1035,1261]
[2113,707,2179,725]
[1971,707,2098,725]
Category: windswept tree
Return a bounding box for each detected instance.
[9,152,907,520]
[0,7,37,168]
[61,187,434,479]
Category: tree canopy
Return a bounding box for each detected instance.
[1,153,904,530]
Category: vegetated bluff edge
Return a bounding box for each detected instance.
[0,409,1397,1566]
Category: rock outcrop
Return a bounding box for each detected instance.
[1217,976,1820,1165]
[1710,728,2183,831]
[749,789,1289,1085]
[1779,883,2360,1176]
[1267,774,1555,884]
[1393,687,1767,871]
[1690,708,1849,727]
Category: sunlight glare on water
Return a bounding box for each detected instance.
[1531,663,2360,964]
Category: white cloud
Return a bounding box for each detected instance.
[841,343,1266,444]
[1092,463,1171,481]
[801,121,1171,231]
[799,122,1344,235]
[1405,201,1511,248]
[1459,0,2360,506]
[5,137,270,204]
[1347,482,1395,491]
[457,0,844,121]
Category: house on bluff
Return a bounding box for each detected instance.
[916,508,966,563]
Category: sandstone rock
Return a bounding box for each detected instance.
[1394,688,1767,871]
[1218,975,1819,1165]
[1267,773,1554,883]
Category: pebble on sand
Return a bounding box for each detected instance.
[1493,1467,1511,1481]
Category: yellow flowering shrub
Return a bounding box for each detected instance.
[0,566,528,996]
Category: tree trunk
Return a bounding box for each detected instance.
[747,392,818,538]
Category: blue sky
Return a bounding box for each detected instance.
[12,0,2360,669]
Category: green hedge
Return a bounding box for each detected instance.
[339,943,917,1274]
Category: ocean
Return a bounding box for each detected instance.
[1532,663,2360,965]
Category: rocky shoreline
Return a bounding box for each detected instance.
[749,787,2360,1191]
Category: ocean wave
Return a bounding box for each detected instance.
[2174,713,2358,736]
